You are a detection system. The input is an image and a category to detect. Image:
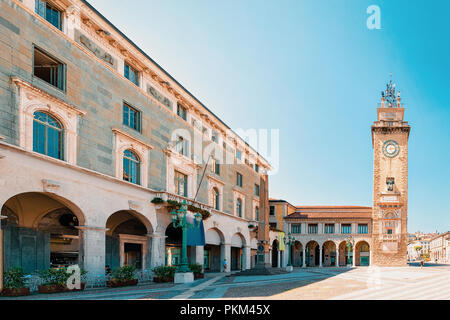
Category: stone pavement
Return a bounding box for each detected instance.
[1,264,449,300]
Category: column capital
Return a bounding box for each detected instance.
[147,232,167,239]
[76,225,109,232]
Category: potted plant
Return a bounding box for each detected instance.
[189,263,204,279]
[152,266,176,283]
[38,267,87,293]
[38,268,69,293]
[151,197,164,204]
[1,267,30,296]
[107,266,138,287]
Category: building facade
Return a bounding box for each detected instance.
[282,207,372,267]
[430,232,450,264]
[0,0,272,283]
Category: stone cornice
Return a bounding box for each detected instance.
[11,76,86,116]
[207,174,225,186]
[111,128,154,150]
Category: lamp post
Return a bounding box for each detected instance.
[346,236,355,268]
[285,233,294,272]
[170,200,202,281]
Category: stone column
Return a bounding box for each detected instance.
[195,246,204,270]
[243,245,251,270]
[0,215,6,291]
[148,232,166,269]
[302,247,306,267]
[336,245,340,267]
[277,249,281,268]
[352,245,356,267]
[221,243,231,272]
[319,245,323,267]
[77,226,107,277]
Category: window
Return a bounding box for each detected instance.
[123,149,140,185]
[236,149,242,160]
[269,223,277,229]
[33,111,63,160]
[291,224,301,234]
[124,62,139,86]
[325,224,335,234]
[269,206,275,216]
[33,47,65,91]
[308,224,318,234]
[35,0,62,30]
[255,206,259,221]
[341,224,352,234]
[122,103,141,132]
[387,229,393,235]
[211,130,219,143]
[211,158,220,175]
[358,224,368,234]
[174,171,188,197]
[254,184,260,197]
[212,188,220,210]
[254,163,259,173]
[175,136,189,157]
[177,103,187,121]
[236,198,242,217]
[236,172,243,187]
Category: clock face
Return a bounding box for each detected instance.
[383,140,400,158]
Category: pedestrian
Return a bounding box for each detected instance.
[222,258,227,272]
[420,260,423,268]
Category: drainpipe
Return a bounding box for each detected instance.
[0,215,7,293]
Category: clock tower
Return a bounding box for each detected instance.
[371,77,411,266]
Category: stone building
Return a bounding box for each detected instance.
[430,232,450,264]
[0,0,272,283]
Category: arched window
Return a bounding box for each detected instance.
[33,111,63,160]
[212,188,220,210]
[123,149,140,185]
[236,198,242,217]
[255,206,259,221]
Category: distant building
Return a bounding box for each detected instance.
[430,232,450,264]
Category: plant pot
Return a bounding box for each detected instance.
[106,279,138,288]
[38,284,67,294]
[153,276,174,283]
[1,287,31,297]
[194,273,204,280]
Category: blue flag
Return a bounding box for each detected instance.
[186,219,205,246]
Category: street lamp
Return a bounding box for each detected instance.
[170,200,202,274]
[285,233,294,272]
[346,236,355,268]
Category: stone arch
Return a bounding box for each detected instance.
[230,232,246,271]
[355,240,370,266]
[322,240,337,267]
[272,239,279,267]
[105,210,154,271]
[305,240,320,267]
[1,192,87,273]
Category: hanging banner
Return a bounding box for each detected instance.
[186,219,206,246]
[279,232,285,251]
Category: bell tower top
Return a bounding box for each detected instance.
[372,75,410,146]
[377,74,405,122]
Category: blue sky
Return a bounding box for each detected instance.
[88,0,450,233]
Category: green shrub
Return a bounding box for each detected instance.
[152,266,177,279]
[3,267,27,289]
[111,265,136,281]
[151,197,164,204]
[39,268,69,285]
[189,263,203,274]
[39,267,88,286]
